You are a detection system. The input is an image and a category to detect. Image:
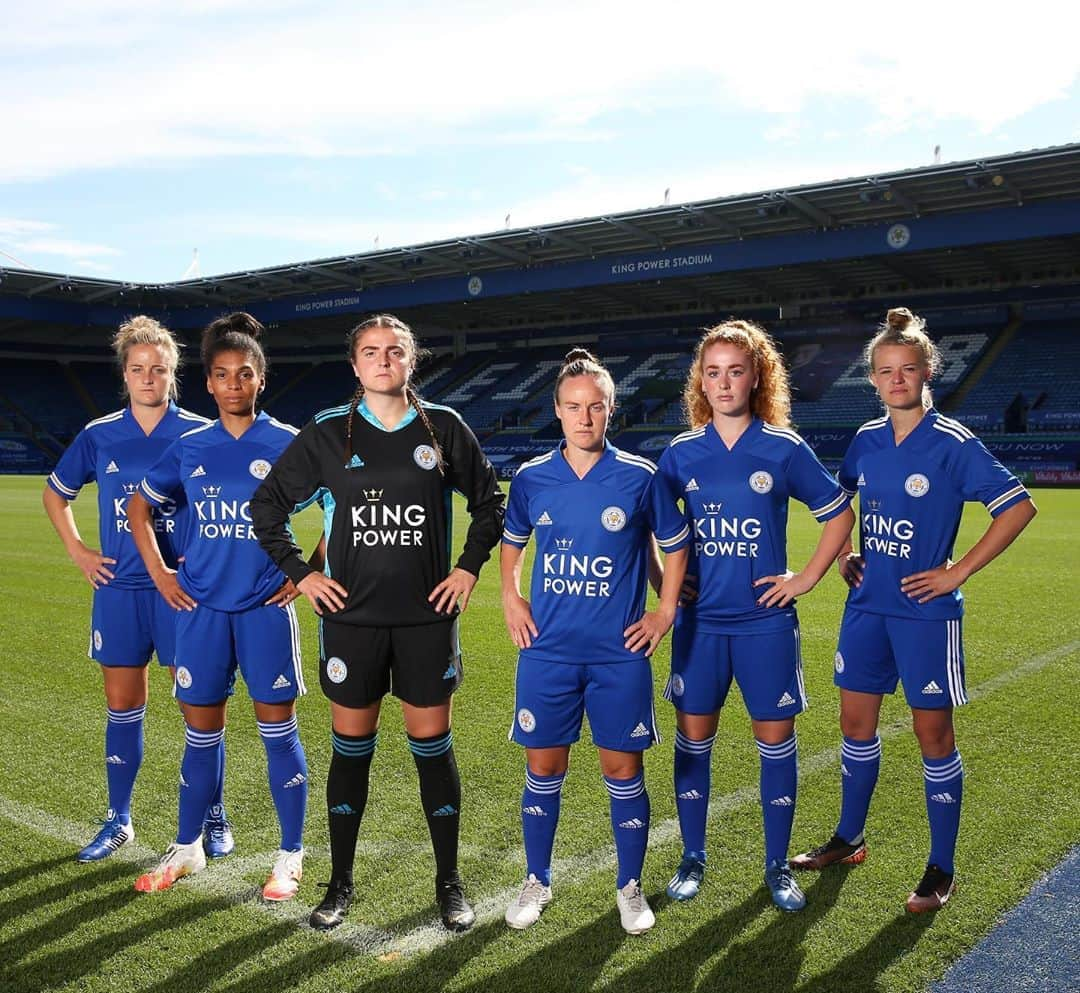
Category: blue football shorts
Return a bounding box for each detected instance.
[89,585,177,668]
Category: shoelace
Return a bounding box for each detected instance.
[622,885,644,910]
[517,879,546,905]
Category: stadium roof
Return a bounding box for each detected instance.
[3,143,1080,335]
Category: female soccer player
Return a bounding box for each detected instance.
[500,349,690,935]
[250,313,504,932]
[42,316,236,863]
[127,312,312,901]
[657,320,854,912]
[791,307,1036,912]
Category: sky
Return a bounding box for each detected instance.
[2,0,1079,284]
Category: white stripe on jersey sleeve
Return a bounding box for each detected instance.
[267,416,300,436]
[84,410,126,430]
[809,491,850,520]
[932,421,970,445]
[177,409,211,424]
[670,426,706,447]
[614,450,657,474]
[48,472,79,498]
[656,523,690,549]
[516,450,555,474]
[180,421,216,439]
[856,415,890,435]
[986,484,1028,513]
[502,527,531,545]
[761,423,801,445]
[936,414,975,439]
[139,478,170,505]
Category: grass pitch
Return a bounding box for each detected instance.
[0,476,1076,993]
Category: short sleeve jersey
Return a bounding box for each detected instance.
[839,409,1029,620]
[47,403,208,590]
[139,411,297,611]
[502,441,690,665]
[657,418,851,634]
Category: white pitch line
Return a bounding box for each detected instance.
[1,639,1076,960]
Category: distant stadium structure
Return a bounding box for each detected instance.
[3,144,1080,485]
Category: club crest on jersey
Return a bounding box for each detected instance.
[413,445,438,471]
[93,629,103,652]
[249,459,272,480]
[122,482,138,497]
[554,537,573,550]
[326,657,348,684]
[175,666,193,689]
[834,651,845,674]
[670,673,685,697]
[904,473,930,497]
[749,471,774,494]
[202,485,222,499]
[517,708,536,733]
[601,506,627,532]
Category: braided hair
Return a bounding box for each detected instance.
[344,314,444,474]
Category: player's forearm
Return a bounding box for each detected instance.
[42,487,85,555]
[803,508,855,585]
[952,499,1037,583]
[656,547,688,617]
[500,543,526,600]
[127,493,169,578]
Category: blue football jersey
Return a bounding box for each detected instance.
[502,441,690,664]
[140,411,297,611]
[47,403,208,590]
[839,409,1029,620]
[657,419,851,633]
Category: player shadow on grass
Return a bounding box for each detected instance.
[0,854,73,894]
[0,857,131,930]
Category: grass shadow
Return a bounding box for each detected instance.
[0,859,132,928]
[0,854,73,891]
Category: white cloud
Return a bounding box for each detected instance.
[0,217,122,270]
[2,1,1078,181]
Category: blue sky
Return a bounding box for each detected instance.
[2,0,1079,283]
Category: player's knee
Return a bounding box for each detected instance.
[912,711,954,756]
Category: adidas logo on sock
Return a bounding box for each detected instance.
[346,454,365,469]
[105,754,125,765]
[685,477,699,492]
[536,510,553,525]
[841,763,851,777]
[443,664,457,679]
[432,804,458,817]
[179,773,189,787]
[522,805,547,817]
[618,818,646,830]
[630,722,650,738]
[283,773,307,789]
[271,674,291,690]
[922,681,944,695]
[190,465,206,478]
[777,692,796,707]
[105,461,119,474]
[770,795,794,806]
[677,789,703,800]
[930,792,956,804]
[329,803,356,815]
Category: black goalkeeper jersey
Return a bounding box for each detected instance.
[251,399,504,627]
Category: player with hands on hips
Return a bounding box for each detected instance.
[42,316,225,863]
[656,321,854,912]
[251,314,504,933]
[126,313,315,902]
[501,349,690,935]
[791,307,1036,913]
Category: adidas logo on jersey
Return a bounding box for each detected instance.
[677,789,703,800]
[685,478,699,492]
[522,805,547,817]
[922,681,944,695]
[857,473,866,486]
[536,511,553,525]
[443,664,457,680]
[283,773,307,789]
[105,754,125,765]
[770,795,794,806]
[618,818,647,830]
[777,692,796,708]
[930,792,956,804]
[630,722,650,738]
[271,674,291,690]
[329,803,356,815]
[346,454,365,470]
[432,804,458,817]
[105,461,119,474]
[190,465,206,477]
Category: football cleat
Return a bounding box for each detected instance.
[262,848,303,901]
[76,809,134,863]
[505,873,552,929]
[906,863,956,913]
[666,853,706,902]
[134,838,206,892]
[616,879,655,934]
[309,879,354,930]
[765,859,806,912]
[202,804,235,859]
[436,872,476,932]
[791,832,867,871]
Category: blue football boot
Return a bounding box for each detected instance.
[76,809,134,863]
[666,853,706,901]
[765,858,806,912]
[202,803,235,859]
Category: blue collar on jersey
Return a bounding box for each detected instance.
[209,408,270,440]
[706,416,761,451]
[555,438,615,481]
[358,397,418,433]
[123,400,179,437]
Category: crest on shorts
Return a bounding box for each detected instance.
[175,666,193,689]
[834,651,845,674]
[670,673,685,697]
[326,657,348,684]
[413,445,438,471]
[749,470,774,494]
[904,473,930,498]
[93,629,103,652]
[601,506,627,532]
[249,459,272,480]
[517,708,536,733]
